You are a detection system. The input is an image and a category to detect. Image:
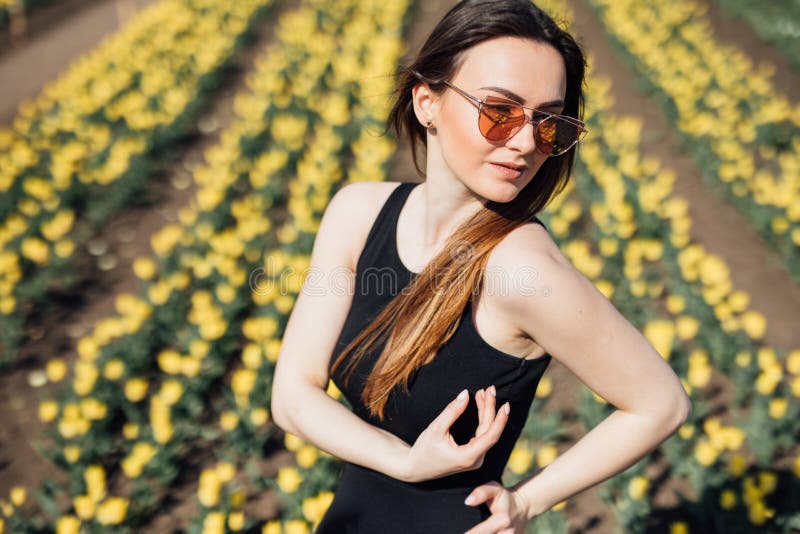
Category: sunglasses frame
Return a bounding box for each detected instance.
[411,70,588,157]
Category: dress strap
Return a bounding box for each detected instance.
[530,215,547,231]
[355,182,418,274]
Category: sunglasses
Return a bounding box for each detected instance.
[412,71,588,157]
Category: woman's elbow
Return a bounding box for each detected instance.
[270,383,293,432]
[667,392,692,430]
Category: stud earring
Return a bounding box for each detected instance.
[426,119,433,128]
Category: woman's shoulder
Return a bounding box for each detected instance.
[333,180,408,206]
[325,181,411,270]
[492,219,563,268]
[485,220,572,301]
[483,221,586,342]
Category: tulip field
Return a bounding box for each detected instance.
[0,0,798,533]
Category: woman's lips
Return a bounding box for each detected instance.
[490,162,523,179]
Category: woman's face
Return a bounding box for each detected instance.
[414,36,567,202]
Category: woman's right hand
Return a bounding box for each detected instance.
[400,386,510,483]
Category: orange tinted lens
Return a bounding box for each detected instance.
[535,117,559,154]
[536,116,582,155]
[479,99,526,141]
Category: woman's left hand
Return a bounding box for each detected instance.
[462,481,529,533]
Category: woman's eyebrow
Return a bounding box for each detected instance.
[479,85,564,109]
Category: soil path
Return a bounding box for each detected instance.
[568,0,800,351]
[0,0,283,509]
[3,0,799,530]
[698,0,800,103]
[0,0,157,127]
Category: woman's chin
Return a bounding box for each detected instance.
[481,182,522,204]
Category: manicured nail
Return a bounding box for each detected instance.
[503,402,510,414]
[464,494,475,505]
[490,385,496,397]
[457,389,468,401]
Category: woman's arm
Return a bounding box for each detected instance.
[271,181,414,481]
[497,228,692,519]
[273,382,412,480]
[510,404,687,519]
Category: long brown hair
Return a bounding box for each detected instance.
[331,0,587,420]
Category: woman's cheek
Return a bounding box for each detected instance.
[440,111,489,180]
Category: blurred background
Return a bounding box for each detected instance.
[0,0,798,532]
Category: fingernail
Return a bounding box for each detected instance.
[457,389,468,401]
[490,385,496,397]
[464,495,475,505]
[503,402,510,414]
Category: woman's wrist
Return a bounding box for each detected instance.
[510,477,548,521]
[509,488,535,522]
[374,427,413,481]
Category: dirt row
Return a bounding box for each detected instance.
[0,0,798,531]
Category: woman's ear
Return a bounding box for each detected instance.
[411,81,440,129]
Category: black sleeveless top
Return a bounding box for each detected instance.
[318,181,552,532]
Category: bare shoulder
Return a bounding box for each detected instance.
[486,219,572,290]
[487,219,691,421]
[489,220,629,360]
[485,220,583,331]
[324,180,407,271]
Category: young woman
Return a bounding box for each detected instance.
[271,0,691,532]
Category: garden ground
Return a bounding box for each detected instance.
[1,0,798,530]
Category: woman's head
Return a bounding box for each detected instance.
[388,0,587,208]
[335,0,587,420]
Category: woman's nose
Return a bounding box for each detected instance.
[505,120,538,154]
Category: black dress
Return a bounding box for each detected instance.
[315,181,552,533]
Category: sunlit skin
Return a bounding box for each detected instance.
[409,36,690,533]
[406,35,567,265]
[408,35,562,533]
[272,35,690,534]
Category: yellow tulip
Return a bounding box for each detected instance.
[277,466,303,493]
[769,398,788,419]
[297,445,319,469]
[38,400,59,423]
[628,476,649,500]
[64,446,81,463]
[46,358,68,382]
[665,294,685,314]
[786,350,800,375]
[220,411,239,431]
[740,310,767,339]
[728,453,747,477]
[720,489,736,509]
[536,444,558,467]
[96,497,129,525]
[132,257,157,280]
[10,486,26,506]
[159,379,184,405]
[73,495,95,520]
[643,320,675,360]
[158,349,183,374]
[228,511,246,531]
[198,469,221,507]
[202,511,225,534]
[507,443,534,475]
[124,378,149,402]
[695,438,718,466]
[56,516,81,534]
[122,423,139,440]
[216,462,236,483]
[80,398,108,420]
[84,465,107,502]
[103,359,125,380]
